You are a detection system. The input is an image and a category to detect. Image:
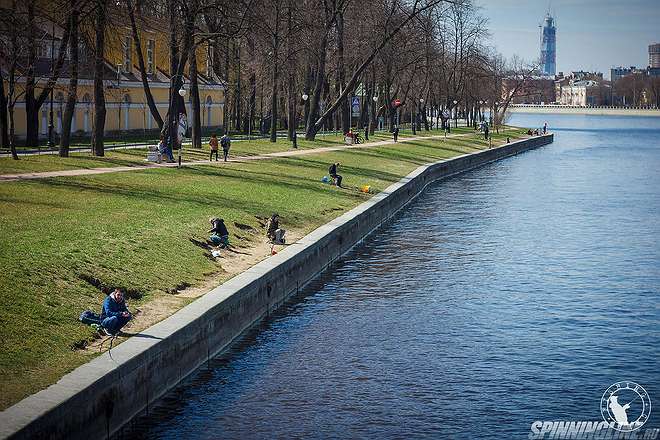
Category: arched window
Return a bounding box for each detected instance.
[55,92,64,133]
[205,96,213,126]
[82,94,91,133]
[123,94,131,130]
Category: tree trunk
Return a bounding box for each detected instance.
[59,0,79,156]
[91,0,107,156]
[304,32,328,140]
[246,71,256,135]
[336,11,349,134]
[190,49,202,148]
[24,0,38,147]
[126,0,163,129]
[0,69,8,149]
[286,0,296,144]
[270,28,280,143]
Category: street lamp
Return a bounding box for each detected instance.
[419,98,424,131]
[453,99,458,128]
[176,84,186,167]
[293,93,309,148]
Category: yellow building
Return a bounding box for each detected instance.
[3,9,225,143]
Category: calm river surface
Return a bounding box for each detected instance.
[126,114,660,439]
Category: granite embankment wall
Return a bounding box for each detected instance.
[0,133,554,440]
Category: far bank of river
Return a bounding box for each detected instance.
[508,105,660,117]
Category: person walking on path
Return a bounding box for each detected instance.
[209,133,219,161]
[393,126,400,142]
[328,162,343,188]
[484,122,489,140]
[220,133,231,162]
[101,288,132,336]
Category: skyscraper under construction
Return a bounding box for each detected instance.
[540,13,556,77]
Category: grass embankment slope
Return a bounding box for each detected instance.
[0,127,527,409]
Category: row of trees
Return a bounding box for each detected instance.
[613,73,660,108]
[0,0,530,160]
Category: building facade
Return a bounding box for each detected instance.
[540,13,556,77]
[649,43,660,69]
[1,8,225,143]
[559,80,603,106]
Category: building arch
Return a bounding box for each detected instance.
[205,96,213,126]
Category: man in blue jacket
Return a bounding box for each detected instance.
[101,288,132,336]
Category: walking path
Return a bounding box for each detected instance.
[0,132,474,182]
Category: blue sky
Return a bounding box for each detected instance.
[475,0,660,78]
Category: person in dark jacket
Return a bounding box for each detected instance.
[392,125,400,142]
[220,134,231,162]
[101,289,131,336]
[328,162,343,188]
[209,217,230,248]
[266,213,286,244]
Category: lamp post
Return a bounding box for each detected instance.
[298,93,309,149]
[177,84,186,167]
[419,98,424,131]
[47,23,55,149]
[453,99,458,128]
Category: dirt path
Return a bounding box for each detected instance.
[0,132,472,183]
[83,225,305,352]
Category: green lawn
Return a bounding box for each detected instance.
[0,126,491,175]
[0,126,528,409]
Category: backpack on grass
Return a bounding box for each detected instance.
[79,310,102,326]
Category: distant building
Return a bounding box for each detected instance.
[649,43,660,68]
[611,66,644,82]
[502,77,555,104]
[540,13,556,77]
[559,80,602,106]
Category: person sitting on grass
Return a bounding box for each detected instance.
[158,134,175,163]
[328,162,343,188]
[101,288,132,336]
[266,213,286,244]
[209,217,230,248]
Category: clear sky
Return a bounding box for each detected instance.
[475,0,660,79]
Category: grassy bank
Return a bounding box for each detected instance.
[0,126,527,409]
[0,127,479,175]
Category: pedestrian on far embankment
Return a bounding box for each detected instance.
[220,133,231,162]
[209,133,219,161]
[484,122,489,140]
[393,125,400,142]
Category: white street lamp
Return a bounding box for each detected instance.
[178,86,186,97]
[302,93,309,101]
[373,95,378,102]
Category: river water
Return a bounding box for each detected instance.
[125,114,660,439]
